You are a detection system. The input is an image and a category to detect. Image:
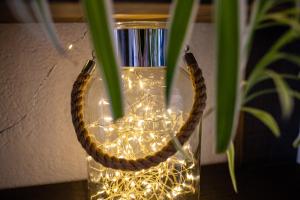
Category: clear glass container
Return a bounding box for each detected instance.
[84,21,201,200]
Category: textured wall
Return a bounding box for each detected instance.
[0,23,225,189]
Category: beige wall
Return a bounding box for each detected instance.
[0,23,226,189]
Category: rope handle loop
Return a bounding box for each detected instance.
[71,52,207,171]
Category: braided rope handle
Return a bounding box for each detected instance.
[71,52,207,171]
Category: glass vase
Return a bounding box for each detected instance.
[84,21,202,200]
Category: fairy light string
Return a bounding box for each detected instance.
[87,68,199,200]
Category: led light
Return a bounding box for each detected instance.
[99,99,109,105]
[128,79,133,89]
[139,80,144,89]
[137,120,144,127]
[104,117,112,122]
[87,69,197,200]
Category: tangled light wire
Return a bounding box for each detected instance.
[86,68,199,200]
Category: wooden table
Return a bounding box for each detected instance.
[1,163,299,200]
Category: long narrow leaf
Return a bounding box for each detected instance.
[293,134,300,148]
[242,107,280,137]
[297,0,300,20]
[244,86,300,105]
[243,88,276,105]
[263,13,300,31]
[215,0,240,152]
[226,142,238,193]
[245,30,299,95]
[166,0,198,105]
[83,0,123,120]
[266,70,294,117]
[244,0,271,57]
[30,0,65,54]
[244,52,300,96]
[279,53,300,68]
[290,90,300,100]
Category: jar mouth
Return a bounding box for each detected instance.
[114,21,167,67]
[115,21,167,30]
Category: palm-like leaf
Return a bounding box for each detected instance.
[293,134,300,148]
[215,0,240,153]
[83,0,123,120]
[265,70,294,117]
[166,0,198,105]
[241,107,280,137]
[226,142,238,193]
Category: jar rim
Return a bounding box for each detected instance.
[115,21,167,30]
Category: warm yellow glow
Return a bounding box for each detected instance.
[88,155,197,200]
[87,68,198,200]
[68,44,73,50]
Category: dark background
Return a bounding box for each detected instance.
[244,25,300,165]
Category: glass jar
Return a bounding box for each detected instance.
[84,21,202,200]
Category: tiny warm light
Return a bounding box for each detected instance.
[98,99,109,105]
[104,117,113,122]
[68,44,73,50]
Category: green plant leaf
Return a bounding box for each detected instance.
[243,52,300,97]
[243,88,276,105]
[166,0,198,105]
[263,13,300,31]
[293,135,300,148]
[215,0,240,152]
[245,30,299,96]
[290,90,300,100]
[241,107,280,137]
[244,0,272,56]
[265,70,294,117]
[83,0,123,120]
[226,142,238,193]
[244,86,300,105]
[297,0,300,19]
[256,22,285,30]
[279,53,300,68]
[30,0,65,54]
[282,73,300,81]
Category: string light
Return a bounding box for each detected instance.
[68,44,73,50]
[87,68,199,200]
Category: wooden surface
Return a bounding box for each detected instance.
[1,163,299,200]
[0,2,212,23]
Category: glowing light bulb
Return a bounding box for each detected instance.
[139,80,144,89]
[187,173,194,180]
[128,79,133,89]
[104,117,112,122]
[144,106,150,111]
[129,193,136,199]
[130,181,135,187]
[137,120,144,127]
[99,99,109,105]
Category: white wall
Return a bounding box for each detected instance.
[0,23,226,189]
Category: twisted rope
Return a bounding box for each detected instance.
[71,52,207,171]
